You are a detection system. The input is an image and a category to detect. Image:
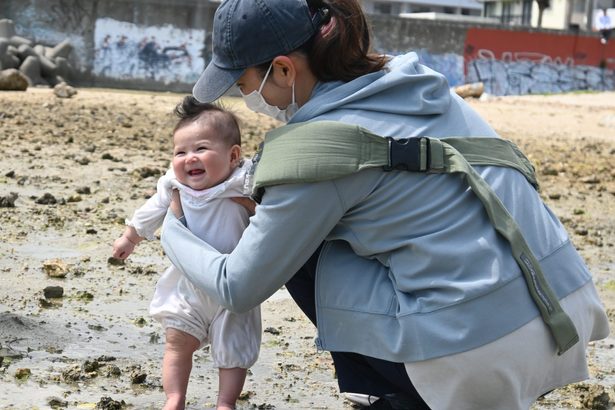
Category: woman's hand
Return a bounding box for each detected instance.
[169,189,184,218]
[232,197,256,216]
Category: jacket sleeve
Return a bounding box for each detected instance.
[127,170,175,240]
[161,179,346,312]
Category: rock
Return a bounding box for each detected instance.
[454,82,484,99]
[0,19,16,39]
[0,40,21,69]
[580,175,600,184]
[0,68,28,91]
[96,397,126,410]
[53,82,77,98]
[19,55,46,86]
[582,384,611,410]
[42,259,68,278]
[105,365,122,377]
[541,166,559,176]
[75,290,94,301]
[76,186,92,194]
[35,193,58,205]
[264,326,281,335]
[61,365,82,382]
[14,368,31,380]
[8,35,32,48]
[47,39,73,60]
[15,43,38,60]
[47,396,68,408]
[130,369,147,384]
[0,192,18,207]
[133,166,162,179]
[43,286,64,299]
[82,359,101,373]
[107,257,125,266]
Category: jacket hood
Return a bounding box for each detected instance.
[290,52,452,123]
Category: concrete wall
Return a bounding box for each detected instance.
[369,15,615,94]
[0,0,217,92]
[1,0,614,95]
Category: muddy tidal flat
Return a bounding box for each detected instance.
[0,88,614,409]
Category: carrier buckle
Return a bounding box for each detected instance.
[384,137,428,172]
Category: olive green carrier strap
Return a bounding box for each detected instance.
[250,120,579,354]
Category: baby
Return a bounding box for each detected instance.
[113,96,261,410]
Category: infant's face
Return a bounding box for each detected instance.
[172,122,237,190]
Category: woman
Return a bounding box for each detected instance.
[161,0,609,408]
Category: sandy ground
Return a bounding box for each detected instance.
[0,88,614,410]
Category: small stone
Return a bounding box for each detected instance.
[35,193,58,205]
[547,193,561,200]
[82,359,101,373]
[130,370,147,384]
[43,285,64,298]
[47,396,68,408]
[15,368,31,380]
[76,186,91,194]
[43,259,68,278]
[75,290,94,301]
[96,396,126,410]
[264,327,281,335]
[61,365,82,382]
[0,192,18,207]
[580,175,600,184]
[105,365,122,377]
[53,82,77,98]
[541,167,558,176]
[107,257,125,266]
[66,195,82,203]
[133,167,162,179]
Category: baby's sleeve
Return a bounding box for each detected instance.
[126,169,175,240]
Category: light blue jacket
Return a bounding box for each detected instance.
[162,52,601,362]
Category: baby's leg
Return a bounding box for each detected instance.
[217,367,247,410]
[162,327,200,410]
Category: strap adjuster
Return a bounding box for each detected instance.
[384,137,429,172]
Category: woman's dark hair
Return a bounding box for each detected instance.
[257,0,387,82]
[173,95,241,146]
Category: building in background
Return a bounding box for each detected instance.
[477,0,615,30]
[361,0,482,16]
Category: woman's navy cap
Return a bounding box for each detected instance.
[193,0,328,102]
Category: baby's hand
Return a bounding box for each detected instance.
[112,236,135,259]
[113,226,143,259]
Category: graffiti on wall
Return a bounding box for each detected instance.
[93,18,205,83]
[415,50,464,87]
[465,28,615,96]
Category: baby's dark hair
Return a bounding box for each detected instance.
[173,95,241,146]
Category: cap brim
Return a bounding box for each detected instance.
[192,61,245,103]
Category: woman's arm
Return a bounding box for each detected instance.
[161,179,346,312]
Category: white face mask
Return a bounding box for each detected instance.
[241,64,298,123]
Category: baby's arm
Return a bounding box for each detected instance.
[112,169,176,259]
[112,225,143,259]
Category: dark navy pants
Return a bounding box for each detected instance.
[285,244,429,407]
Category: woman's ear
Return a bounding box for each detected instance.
[271,55,296,88]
